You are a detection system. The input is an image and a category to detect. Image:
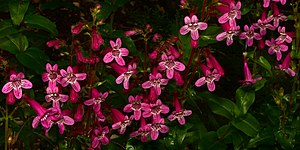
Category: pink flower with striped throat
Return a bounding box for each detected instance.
[2,72,32,99]
[180,15,208,40]
[60,66,87,92]
[158,54,185,79]
[103,38,129,66]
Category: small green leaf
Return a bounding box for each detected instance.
[9,0,29,26]
[7,34,28,51]
[199,91,238,119]
[231,113,260,137]
[257,56,271,71]
[248,127,275,148]
[275,130,294,149]
[96,2,112,21]
[16,47,49,73]
[236,87,255,115]
[0,37,19,54]
[24,14,58,36]
[252,78,267,91]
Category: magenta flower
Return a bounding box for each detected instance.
[45,86,69,108]
[264,0,286,7]
[252,10,275,35]
[55,110,75,134]
[71,22,84,35]
[239,25,262,47]
[123,95,147,120]
[265,38,288,61]
[180,15,208,40]
[147,117,169,140]
[267,3,287,27]
[103,38,129,66]
[60,66,87,92]
[84,88,108,112]
[275,52,296,77]
[2,72,32,99]
[142,73,168,96]
[42,63,61,88]
[111,108,133,134]
[116,63,137,90]
[74,104,84,122]
[130,118,151,142]
[168,95,192,125]
[174,71,184,86]
[47,39,62,49]
[158,54,185,79]
[167,45,181,58]
[91,26,104,51]
[92,126,110,149]
[218,1,241,27]
[241,53,262,86]
[206,53,225,76]
[142,99,169,120]
[23,94,59,131]
[275,26,292,44]
[195,64,221,92]
[216,23,240,46]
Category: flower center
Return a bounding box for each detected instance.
[94,97,105,103]
[174,111,184,118]
[246,31,254,38]
[165,59,175,69]
[131,100,141,110]
[151,79,161,86]
[151,105,161,115]
[48,71,58,80]
[120,119,131,128]
[188,22,198,30]
[112,48,121,57]
[11,79,22,89]
[228,10,237,19]
[66,73,77,84]
[206,74,216,83]
[151,123,161,131]
[50,93,60,102]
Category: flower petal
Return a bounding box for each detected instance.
[195,77,206,87]
[21,79,33,89]
[115,57,125,66]
[103,52,114,63]
[151,130,159,140]
[179,25,190,35]
[63,116,75,125]
[190,30,199,40]
[14,88,22,99]
[2,82,13,94]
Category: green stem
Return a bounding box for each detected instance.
[5,104,8,150]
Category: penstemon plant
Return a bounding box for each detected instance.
[0,0,300,149]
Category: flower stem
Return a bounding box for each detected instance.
[5,103,9,150]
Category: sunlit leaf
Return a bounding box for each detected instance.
[231,113,259,137]
[8,0,29,25]
[24,14,58,36]
[236,87,255,115]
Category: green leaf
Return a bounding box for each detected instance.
[252,78,267,91]
[231,113,260,137]
[198,131,227,150]
[7,34,28,51]
[257,56,271,72]
[16,47,49,73]
[96,2,112,21]
[248,127,275,148]
[236,87,255,115]
[0,37,19,54]
[8,0,29,26]
[23,14,58,36]
[0,20,20,38]
[199,91,238,119]
[275,130,294,149]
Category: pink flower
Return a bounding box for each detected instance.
[47,39,62,49]
[239,25,262,47]
[142,99,169,120]
[42,63,61,88]
[130,118,151,142]
[91,26,104,51]
[195,64,221,92]
[124,30,137,36]
[84,88,108,112]
[74,104,84,122]
[264,0,286,7]
[216,23,240,46]
[111,108,132,134]
[123,95,147,120]
[45,86,69,108]
[275,26,292,44]
[265,38,288,61]
[92,126,110,149]
[103,38,129,66]
[180,15,208,40]
[147,117,169,140]
[267,3,287,27]
[168,95,192,125]
[142,73,168,96]
[60,66,87,92]
[55,110,75,134]
[116,63,137,90]
[275,52,295,77]
[174,71,184,86]
[23,94,59,131]
[167,45,180,58]
[218,1,242,27]
[158,54,185,79]
[2,72,32,99]
[71,22,84,35]
[241,53,262,86]
[206,53,225,76]
[252,10,275,35]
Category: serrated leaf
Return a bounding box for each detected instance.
[24,14,58,36]
[236,87,255,115]
[16,47,49,74]
[8,0,29,25]
[199,91,237,119]
[231,113,259,137]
